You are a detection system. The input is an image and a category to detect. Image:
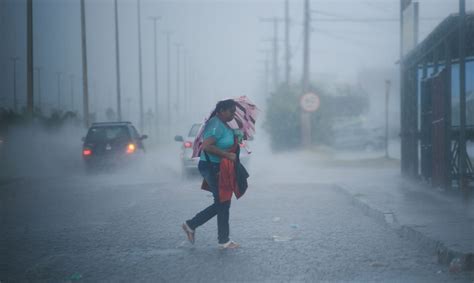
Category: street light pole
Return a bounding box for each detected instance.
[80,0,90,128]
[258,49,270,97]
[183,48,187,114]
[264,51,270,97]
[301,0,311,148]
[114,0,122,121]
[164,31,172,135]
[10,56,20,112]
[175,43,182,115]
[27,0,34,116]
[150,16,161,138]
[284,0,291,87]
[126,97,131,120]
[70,74,75,112]
[273,20,279,88]
[137,0,144,131]
[34,67,42,112]
[56,72,62,111]
[385,79,391,159]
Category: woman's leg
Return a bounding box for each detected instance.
[216,200,230,244]
[186,161,219,230]
[185,161,231,244]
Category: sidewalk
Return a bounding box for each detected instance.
[330,157,474,272]
[261,144,474,272]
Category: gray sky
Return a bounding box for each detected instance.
[1,0,472,130]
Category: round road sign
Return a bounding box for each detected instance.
[300,93,320,112]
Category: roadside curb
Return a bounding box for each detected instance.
[334,183,474,272]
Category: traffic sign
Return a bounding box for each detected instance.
[300,92,320,112]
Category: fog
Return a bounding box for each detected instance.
[4,1,472,126]
[1,0,474,179]
[0,124,403,196]
[4,3,474,281]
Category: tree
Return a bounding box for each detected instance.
[264,84,302,150]
[264,81,369,150]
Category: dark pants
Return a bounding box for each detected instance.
[186,160,231,244]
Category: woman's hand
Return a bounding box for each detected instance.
[225,152,236,161]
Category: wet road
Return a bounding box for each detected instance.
[2,159,472,282]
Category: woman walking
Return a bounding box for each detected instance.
[182,99,240,249]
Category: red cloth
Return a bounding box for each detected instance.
[200,159,245,203]
[218,158,238,202]
[201,140,243,203]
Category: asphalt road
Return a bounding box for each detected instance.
[2,163,472,282]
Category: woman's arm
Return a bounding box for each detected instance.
[202,137,236,161]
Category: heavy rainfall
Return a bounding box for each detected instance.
[1,0,474,282]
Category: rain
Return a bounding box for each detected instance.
[1,0,474,282]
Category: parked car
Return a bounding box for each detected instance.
[331,126,385,151]
[175,123,251,176]
[82,121,147,170]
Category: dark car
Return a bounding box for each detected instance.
[82,121,147,170]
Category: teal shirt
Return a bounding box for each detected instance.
[200,116,235,163]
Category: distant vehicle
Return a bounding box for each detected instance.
[82,121,147,170]
[175,123,251,177]
[174,123,202,176]
[331,126,385,151]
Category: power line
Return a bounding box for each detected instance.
[312,17,440,23]
[312,27,388,48]
[311,10,441,23]
[363,1,396,14]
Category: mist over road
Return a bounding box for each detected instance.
[1,131,471,282]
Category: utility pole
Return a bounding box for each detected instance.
[137,0,144,131]
[459,0,468,196]
[70,74,75,112]
[126,97,131,119]
[273,19,280,89]
[150,16,161,137]
[259,49,271,97]
[27,0,33,116]
[175,43,182,115]
[400,0,406,175]
[184,51,192,115]
[260,17,284,90]
[91,80,97,115]
[80,0,90,128]
[187,61,193,115]
[114,0,122,121]
[284,0,291,87]
[301,0,311,148]
[264,52,270,97]
[164,31,172,135]
[186,59,193,113]
[10,57,20,112]
[56,72,62,111]
[183,49,188,114]
[385,80,391,159]
[302,0,310,91]
[34,67,42,111]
